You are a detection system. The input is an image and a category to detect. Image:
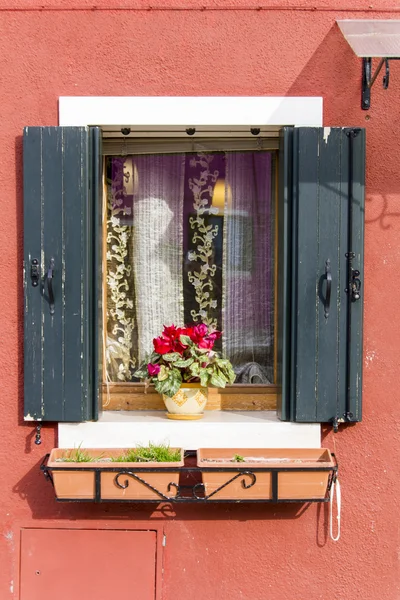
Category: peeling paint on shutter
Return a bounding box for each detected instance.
[278,127,365,424]
[23,127,101,422]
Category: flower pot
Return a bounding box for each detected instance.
[47,448,184,501]
[197,448,334,500]
[162,384,208,420]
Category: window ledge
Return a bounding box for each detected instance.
[58,411,321,449]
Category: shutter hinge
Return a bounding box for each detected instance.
[332,412,355,432]
[345,128,361,139]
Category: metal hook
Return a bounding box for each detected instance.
[35,424,42,445]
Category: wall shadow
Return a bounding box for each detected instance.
[286,21,400,233]
[14,457,323,524]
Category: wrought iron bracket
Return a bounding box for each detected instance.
[362,57,400,110]
[40,452,338,504]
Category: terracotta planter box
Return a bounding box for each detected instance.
[47,448,184,501]
[197,448,335,500]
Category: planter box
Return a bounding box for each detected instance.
[197,448,335,500]
[47,448,184,501]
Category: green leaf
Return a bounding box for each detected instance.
[133,367,148,380]
[162,352,181,362]
[227,368,236,384]
[154,378,172,395]
[199,368,210,387]
[170,367,182,378]
[173,357,194,368]
[157,365,169,381]
[155,376,181,398]
[215,358,230,367]
[213,358,236,384]
[210,372,228,388]
[189,362,200,376]
[179,334,192,346]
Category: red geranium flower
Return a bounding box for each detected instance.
[161,324,188,354]
[153,336,173,355]
[148,363,161,376]
[186,323,222,350]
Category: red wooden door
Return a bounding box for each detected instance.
[20,528,157,600]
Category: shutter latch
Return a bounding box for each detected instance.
[351,269,361,302]
[345,252,362,302]
[30,258,40,287]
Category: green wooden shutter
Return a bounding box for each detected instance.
[277,127,365,426]
[23,126,101,422]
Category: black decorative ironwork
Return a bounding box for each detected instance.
[362,57,400,110]
[114,471,180,501]
[193,471,256,500]
[40,451,338,505]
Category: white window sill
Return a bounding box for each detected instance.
[58,411,321,449]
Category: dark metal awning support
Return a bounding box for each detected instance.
[337,20,400,111]
[362,57,400,110]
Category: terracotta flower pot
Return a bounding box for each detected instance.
[197,448,334,500]
[162,384,208,419]
[47,448,184,501]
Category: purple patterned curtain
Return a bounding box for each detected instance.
[224,152,274,383]
[105,151,274,384]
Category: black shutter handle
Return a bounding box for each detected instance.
[324,259,332,319]
[46,258,55,316]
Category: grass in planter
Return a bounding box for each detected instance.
[57,446,104,463]
[112,443,181,463]
[232,454,245,463]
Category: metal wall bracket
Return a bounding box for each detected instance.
[362,57,400,110]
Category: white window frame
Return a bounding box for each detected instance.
[58,96,322,449]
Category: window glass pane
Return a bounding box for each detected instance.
[104,151,275,384]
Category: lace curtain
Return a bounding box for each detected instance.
[224,152,274,383]
[105,151,274,383]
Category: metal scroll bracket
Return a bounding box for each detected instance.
[362,57,400,110]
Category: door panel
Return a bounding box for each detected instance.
[20,528,157,600]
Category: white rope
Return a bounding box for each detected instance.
[329,477,341,542]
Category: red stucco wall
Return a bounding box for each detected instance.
[0,2,399,599]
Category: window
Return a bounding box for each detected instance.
[23,97,364,430]
[102,138,278,411]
